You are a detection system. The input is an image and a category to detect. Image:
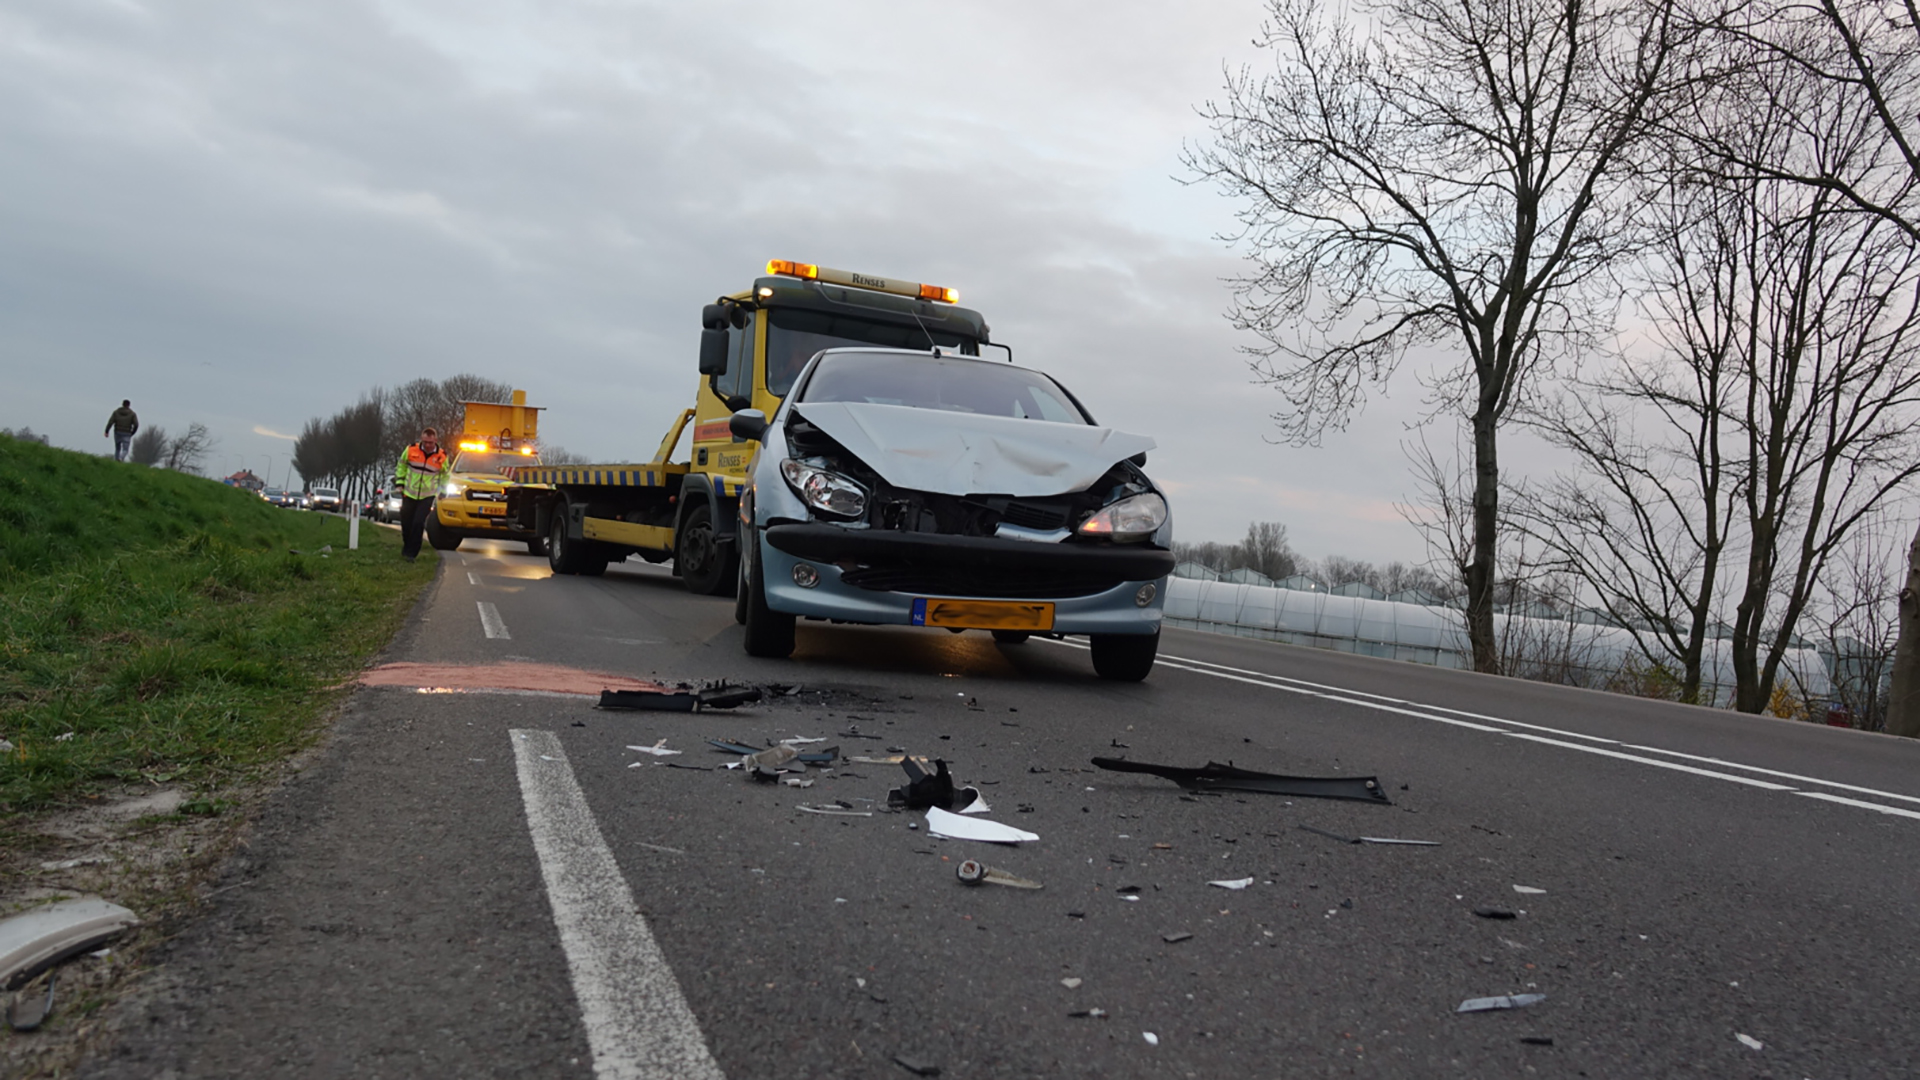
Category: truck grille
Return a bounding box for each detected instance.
[838,566,1119,599]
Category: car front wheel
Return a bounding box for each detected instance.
[1090,630,1158,681]
[426,515,461,551]
[741,533,794,658]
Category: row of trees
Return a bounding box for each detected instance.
[1173,520,1453,597]
[1192,0,1920,723]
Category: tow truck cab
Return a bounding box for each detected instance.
[426,391,550,554]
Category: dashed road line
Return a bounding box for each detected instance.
[478,601,511,639]
[468,572,482,586]
[511,730,726,1080]
[1038,638,1919,821]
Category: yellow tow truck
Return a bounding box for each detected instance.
[505,260,990,587]
[426,390,551,554]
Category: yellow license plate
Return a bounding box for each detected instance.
[479,504,506,516]
[911,598,1054,631]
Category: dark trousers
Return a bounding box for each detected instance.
[400,496,435,558]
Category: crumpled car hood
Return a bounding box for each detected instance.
[793,401,1156,497]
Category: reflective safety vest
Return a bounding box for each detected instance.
[393,442,450,500]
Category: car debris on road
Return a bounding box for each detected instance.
[923,807,1038,844]
[1090,757,1391,803]
[1456,993,1547,1013]
[954,859,1043,889]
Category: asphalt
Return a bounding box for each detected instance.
[82,539,1920,1079]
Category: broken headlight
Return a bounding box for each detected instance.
[1076,492,1166,543]
[780,458,868,520]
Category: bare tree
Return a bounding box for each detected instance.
[129,426,166,466]
[1189,0,1683,672]
[161,422,216,474]
[1236,521,1301,580]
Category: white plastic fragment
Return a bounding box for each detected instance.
[1142,1032,1159,1047]
[0,898,139,987]
[1209,878,1255,891]
[1061,977,1082,989]
[54,733,75,743]
[958,789,991,815]
[1736,1033,1763,1051]
[924,807,1039,844]
[779,736,827,746]
[1455,993,1547,1013]
[626,741,682,757]
[1512,884,1547,895]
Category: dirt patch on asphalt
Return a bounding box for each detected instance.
[357,661,669,696]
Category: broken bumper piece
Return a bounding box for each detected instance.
[1090,757,1392,804]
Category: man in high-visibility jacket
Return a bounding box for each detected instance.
[392,426,451,561]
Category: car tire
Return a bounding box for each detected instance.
[548,509,580,575]
[677,502,739,598]
[991,630,1031,645]
[1089,630,1158,681]
[741,532,795,658]
[426,515,461,551]
[733,556,749,625]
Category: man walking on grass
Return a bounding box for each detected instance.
[393,426,450,561]
[104,400,138,462]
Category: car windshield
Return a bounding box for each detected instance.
[764,309,979,398]
[453,451,538,476]
[313,488,337,497]
[797,353,1089,423]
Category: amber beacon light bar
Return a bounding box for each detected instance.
[766,259,959,304]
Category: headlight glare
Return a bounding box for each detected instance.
[780,459,867,519]
[1077,492,1167,542]
[442,482,462,497]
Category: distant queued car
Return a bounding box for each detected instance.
[261,487,299,509]
[308,486,342,512]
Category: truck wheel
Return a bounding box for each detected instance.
[992,630,1031,645]
[741,533,794,658]
[677,503,739,598]
[426,515,461,551]
[548,511,580,575]
[1089,630,1159,682]
[525,536,548,557]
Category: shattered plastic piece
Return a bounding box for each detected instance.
[1512,884,1547,894]
[796,805,873,817]
[924,807,1038,844]
[711,738,839,765]
[741,744,799,771]
[1161,932,1193,944]
[1736,1033,1763,1051]
[780,736,828,746]
[957,788,990,814]
[1060,977,1082,989]
[1142,1032,1160,1046]
[599,689,697,712]
[8,975,53,1032]
[888,758,958,810]
[1360,837,1440,846]
[0,898,138,989]
[626,741,682,757]
[1069,1007,1107,1019]
[1209,878,1255,891]
[892,1052,941,1076]
[1456,993,1547,1013]
[954,859,1043,889]
[1520,1036,1554,1046]
[1472,907,1518,920]
[696,685,763,710]
[1091,757,1391,804]
[782,776,815,788]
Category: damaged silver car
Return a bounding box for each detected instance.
[727,347,1174,680]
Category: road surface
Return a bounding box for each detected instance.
[85,540,1920,1079]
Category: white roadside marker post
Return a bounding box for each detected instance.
[348,500,360,550]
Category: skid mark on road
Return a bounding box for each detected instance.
[511,730,727,1080]
[478,601,511,639]
[1039,639,1920,822]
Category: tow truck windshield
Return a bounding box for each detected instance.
[765,308,979,397]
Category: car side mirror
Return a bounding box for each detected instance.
[729,409,769,442]
[698,327,729,375]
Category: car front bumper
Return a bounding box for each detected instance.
[759,524,1170,635]
[438,499,536,535]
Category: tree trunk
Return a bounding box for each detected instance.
[1884,519,1920,737]
[1466,409,1500,674]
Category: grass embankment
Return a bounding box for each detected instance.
[0,437,435,812]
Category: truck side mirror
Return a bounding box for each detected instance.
[698,327,729,375]
[729,409,769,442]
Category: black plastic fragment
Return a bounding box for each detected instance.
[893,1053,941,1076]
[887,758,971,811]
[1090,757,1392,804]
[599,689,696,712]
[1472,906,1518,920]
[697,685,763,709]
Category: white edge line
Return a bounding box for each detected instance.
[511,730,726,1080]
[1039,636,1920,817]
[469,572,482,585]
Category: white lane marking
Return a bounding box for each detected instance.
[1795,791,1920,820]
[478,602,511,640]
[1620,744,1920,806]
[1038,637,1920,818]
[468,572,482,586]
[511,730,726,1080]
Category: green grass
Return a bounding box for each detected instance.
[0,438,434,811]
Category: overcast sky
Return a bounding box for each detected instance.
[1,0,1556,566]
